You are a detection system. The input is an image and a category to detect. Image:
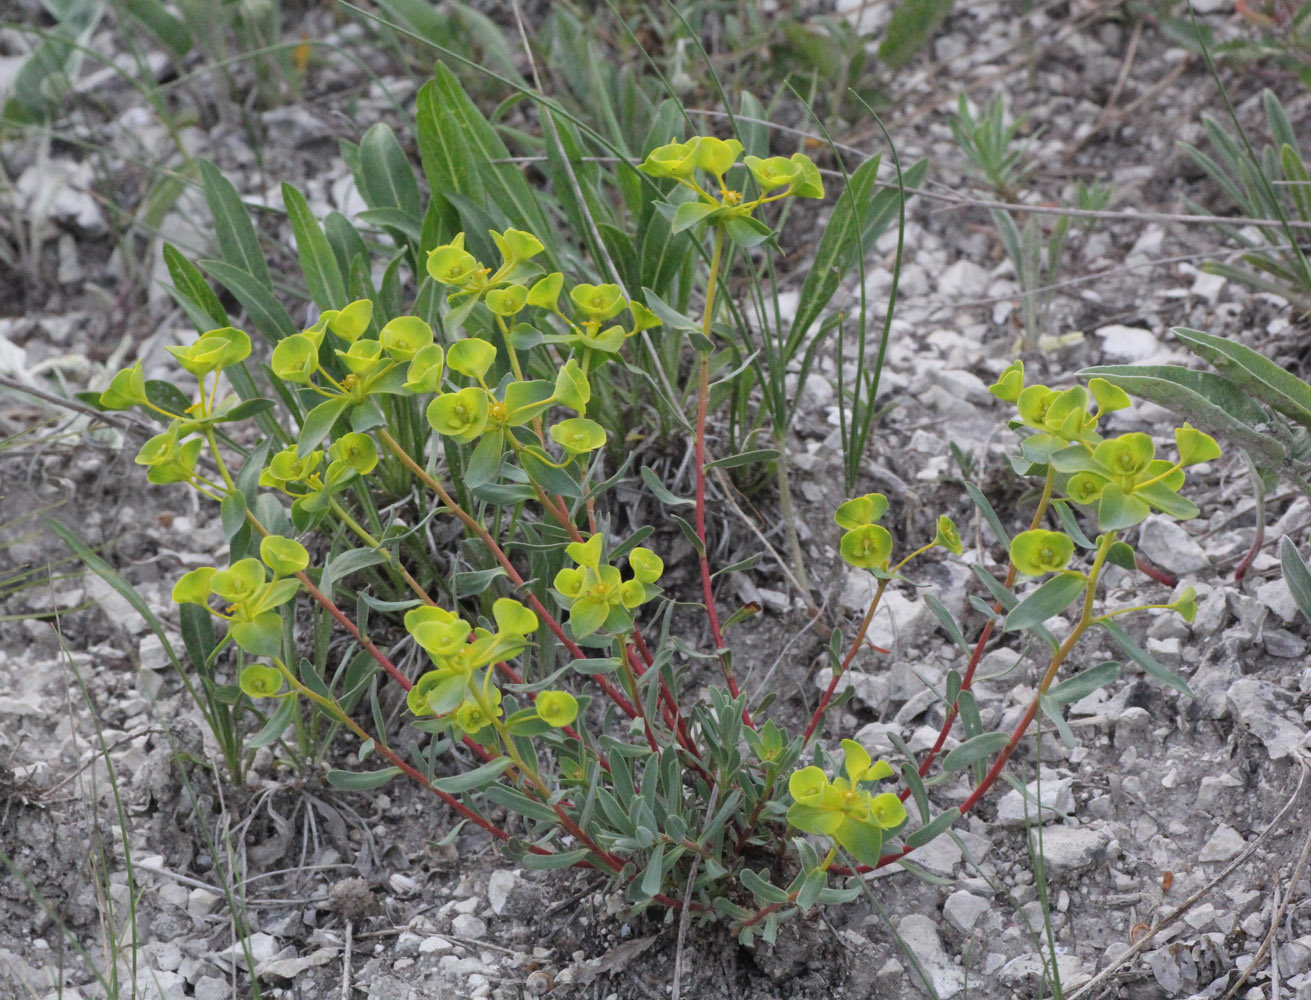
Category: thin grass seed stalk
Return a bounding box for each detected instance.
[96,133,1216,943]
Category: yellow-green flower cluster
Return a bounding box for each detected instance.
[990,360,1129,455]
[425,228,659,355]
[258,433,378,518]
[991,361,1220,531]
[424,339,605,461]
[639,136,824,201]
[404,598,538,733]
[101,326,257,487]
[551,534,664,639]
[1009,528,1075,577]
[834,493,892,571]
[637,136,824,248]
[270,298,426,398]
[172,535,309,661]
[787,740,907,867]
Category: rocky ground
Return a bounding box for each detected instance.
[2,1,1310,998]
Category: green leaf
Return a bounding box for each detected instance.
[298,396,351,456]
[282,181,348,310]
[198,159,270,287]
[451,567,507,598]
[163,244,227,330]
[942,732,1010,773]
[1039,693,1076,749]
[1099,619,1193,697]
[1097,483,1152,532]
[795,868,830,911]
[740,868,790,904]
[325,767,402,790]
[1107,541,1137,571]
[723,214,774,248]
[431,756,514,793]
[226,398,275,422]
[1172,327,1311,428]
[519,848,590,870]
[670,200,718,234]
[121,0,192,56]
[145,380,192,417]
[1279,537,1311,622]
[640,466,693,506]
[1047,660,1121,704]
[247,694,297,749]
[220,491,248,541]
[358,122,423,220]
[965,481,1011,548]
[356,208,423,242]
[879,0,953,70]
[198,259,297,344]
[1134,481,1199,521]
[703,448,780,471]
[640,843,665,897]
[1052,500,1096,549]
[789,157,927,346]
[463,431,504,489]
[519,446,582,499]
[479,784,556,824]
[669,513,705,558]
[230,612,285,658]
[1077,364,1283,465]
[415,67,551,252]
[1004,573,1086,632]
[928,595,970,657]
[640,286,700,332]
[905,807,961,848]
[319,547,388,602]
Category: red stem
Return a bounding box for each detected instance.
[802,579,889,744]
[694,353,754,728]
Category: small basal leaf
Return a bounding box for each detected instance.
[325,767,402,790]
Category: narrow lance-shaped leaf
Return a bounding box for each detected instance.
[198,159,270,285]
[1004,573,1086,633]
[1099,619,1193,697]
[282,181,348,310]
[942,732,1010,773]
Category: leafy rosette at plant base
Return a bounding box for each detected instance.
[787,740,906,867]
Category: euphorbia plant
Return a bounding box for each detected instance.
[94,134,1216,945]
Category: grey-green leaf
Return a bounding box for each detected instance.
[282,181,348,310]
[1099,619,1193,697]
[1047,660,1121,704]
[1279,537,1311,622]
[198,159,270,286]
[326,767,402,790]
[430,756,514,793]
[942,732,1010,773]
[905,807,961,848]
[1004,573,1086,633]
